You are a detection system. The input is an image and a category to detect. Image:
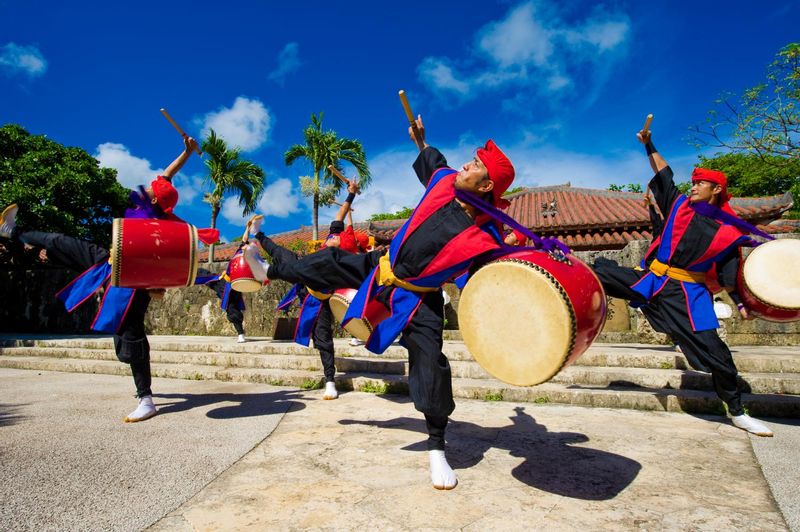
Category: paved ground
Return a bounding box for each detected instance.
[0,369,296,532]
[1,368,796,531]
[751,418,800,532]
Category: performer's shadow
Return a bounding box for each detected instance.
[340,406,640,500]
[0,403,27,427]
[153,390,306,419]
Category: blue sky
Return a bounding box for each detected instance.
[1,0,798,243]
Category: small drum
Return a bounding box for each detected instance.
[111,218,199,288]
[328,288,390,342]
[738,239,800,322]
[228,254,265,293]
[459,250,606,386]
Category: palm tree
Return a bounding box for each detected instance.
[202,129,266,263]
[284,113,370,240]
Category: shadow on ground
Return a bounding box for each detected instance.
[0,403,27,427]
[154,390,306,419]
[340,404,641,500]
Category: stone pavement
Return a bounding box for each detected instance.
[0,368,795,531]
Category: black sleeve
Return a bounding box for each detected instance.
[716,247,740,289]
[647,166,681,218]
[412,146,448,187]
[648,204,664,236]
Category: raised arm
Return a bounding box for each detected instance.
[333,179,359,222]
[409,115,448,187]
[639,129,681,215]
[162,136,199,180]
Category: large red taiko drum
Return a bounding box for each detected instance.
[738,239,800,322]
[110,218,199,288]
[458,249,606,386]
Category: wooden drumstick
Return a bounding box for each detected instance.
[331,200,354,213]
[242,215,263,243]
[398,90,424,151]
[327,165,352,187]
[643,114,653,133]
[160,108,203,155]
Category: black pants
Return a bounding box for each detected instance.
[314,301,336,382]
[593,258,744,415]
[209,279,245,335]
[259,235,452,449]
[17,231,153,398]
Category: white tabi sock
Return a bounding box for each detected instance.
[242,243,269,281]
[429,449,458,490]
[124,395,157,423]
[237,334,246,343]
[323,381,338,400]
[732,414,774,437]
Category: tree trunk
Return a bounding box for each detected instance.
[312,171,319,241]
[208,203,219,264]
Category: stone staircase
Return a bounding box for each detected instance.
[1,334,799,417]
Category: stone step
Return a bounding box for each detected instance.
[3,340,800,375]
[2,356,798,418]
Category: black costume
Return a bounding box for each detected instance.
[593,166,750,415]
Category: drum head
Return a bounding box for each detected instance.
[330,294,371,341]
[459,259,575,386]
[230,278,262,293]
[743,239,800,310]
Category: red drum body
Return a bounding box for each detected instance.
[328,288,390,342]
[111,218,199,289]
[459,250,606,386]
[737,239,800,322]
[228,254,266,293]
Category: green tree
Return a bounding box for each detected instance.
[0,124,129,247]
[608,183,644,193]
[201,129,266,263]
[368,206,414,221]
[697,152,800,216]
[284,113,370,240]
[690,43,800,163]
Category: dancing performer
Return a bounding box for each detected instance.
[204,277,246,342]
[592,126,773,437]
[267,180,362,400]
[0,136,218,422]
[243,116,515,489]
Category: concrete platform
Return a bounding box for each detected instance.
[2,367,793,530]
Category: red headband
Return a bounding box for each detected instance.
[150,176,179,214]
[476,139,515,209]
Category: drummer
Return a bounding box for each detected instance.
[242,116,515,490]
[592,125,773,437]
[0,136,218,423]
[261,179,362,400]
[504,228,528,246]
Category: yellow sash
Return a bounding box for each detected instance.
[378,253,438,293]
[306,287,333,300]
[649,259,706,284]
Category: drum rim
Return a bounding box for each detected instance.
[185,225,199,287]
[110,218,123,287]
[230,277,262,292]
[462,257,578,386]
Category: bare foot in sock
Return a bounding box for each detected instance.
[429,450,457,490]
[323,381,338,400]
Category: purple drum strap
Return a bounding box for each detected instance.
[690,201,775,242]
[454,189,571,255]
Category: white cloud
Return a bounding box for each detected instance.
[220,177,303,226]
[0,43,47,78]
[256,178,302,218]
[173,174,204,205]
[268,42,302,85]
[417,0,631,106]
[200,97,271,152]
[94,142,163,190]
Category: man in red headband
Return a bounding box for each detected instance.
[504,228,528,246]
[0,135,213,424]
[243,116,515,489]
[592,126,773,437]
